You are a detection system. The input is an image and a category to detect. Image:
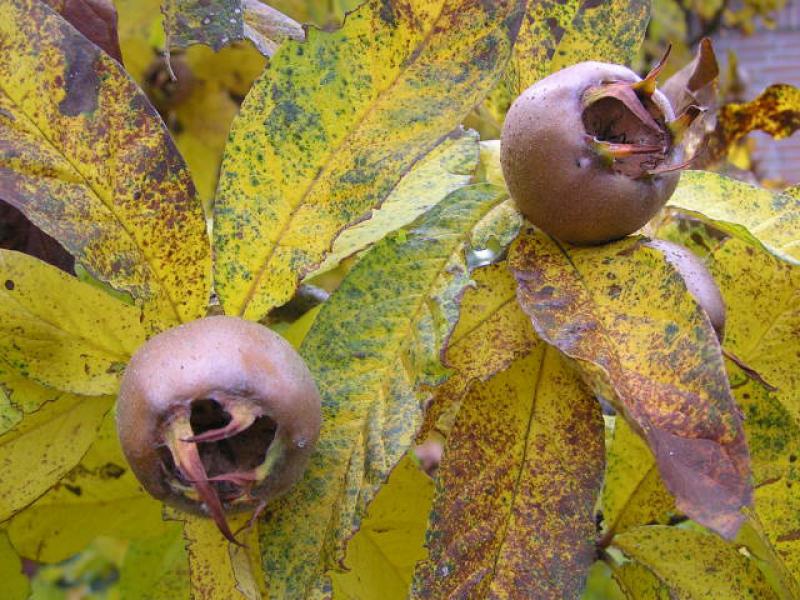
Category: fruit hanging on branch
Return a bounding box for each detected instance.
[116,316,322,543]
[501,48,704,245]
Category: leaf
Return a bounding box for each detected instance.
[414,346,604,599]
[0,250,144,395]
[613,526,777,599]
[420,261,539,438]
[602,417,676,538]
[509,228,752,539]
[701,84,800,166]
[0,530,30,600]
[118,524,190,600]
[6,411,168,563]
[0,0,211,330]
[43,0,124,63]
[255,184,506,597]
[162,0,303,58]
[549,0,650,72]
[668,170,799,262]
[661,37,719,116]
[331,455,434,600]
[611,561,670,599]
[170,513,265,600]
[0,201,75,274]
[308,128,480,278]
[0,358,67,435]
[213,0,525,321]
[0,393,112,522]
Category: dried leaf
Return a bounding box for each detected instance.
[0,393,111,522]
[242,0,304,57]
[0,0,211,330]
[414,346,604,599]
[256,184,506,597]
[43,0,124,63]
[700,84,800,166]
[308,128,480,278]
[613,526,777,599]
[668,171,799,263]
[0,250,144,395]
[213,0,525,321]
[510,228,752,539]
[661,37,719,116]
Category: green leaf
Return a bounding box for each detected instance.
[613,526,777,599]
[254,183,506,597]
[668,171,800,263]
[118,525,190,600]
[0,250,144,396]
[308,128,480,278]
[331,455,434,600]
[0,0,211,330]
[509,228,751,539]
[6,411,168,563]
[213,0,524,320]
[0,393,112,522]
[413,346,604,598]
[0,530,29,600]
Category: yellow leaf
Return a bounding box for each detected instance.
[256,184,506,597]
[668,170,800,263]
[331,455,434,600]
[7,411,168,563]
[613,526,777,599]
[0,393,112,522]
[602,417,675,538]
[0,358,65,435]
[0,0,211,330]
[0,250,145,395]
[213,0,524,320]
[610,561,670,599]
[309,128,480,278]
[0,530,29,600]
[509,228,751,539]
[414,346,604,598]
[549,0,650,72]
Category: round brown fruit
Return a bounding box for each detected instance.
[646,239,726,340]
[501,58,697,245]
[116,315,321,542]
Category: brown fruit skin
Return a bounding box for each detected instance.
[500,62,679,245]
[646,239,726,340]
[116,315,321,516]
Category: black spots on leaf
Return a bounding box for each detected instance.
[4,279,14,291]
[379,0,397,28]
[58,40,100,117]
[99,462,125,479]
[64,483,82,496]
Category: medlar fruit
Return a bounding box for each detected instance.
[646,239,725,340]
[501,51,703,245]
[117,316,321,542]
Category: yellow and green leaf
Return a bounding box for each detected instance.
[254,184,505,596]
[308,128,480,278]
[668,170,799,263]
[213,0,525,321]
[6,411,168,563]
[613,526,777,599]
[0,530,31,600]
[0,0,211,330]
[610,561,670,599]
[510,228,751,539]
[0,250,144,396]
[118,524,190,600]
[331,455,434,600]
[414,346,604,598]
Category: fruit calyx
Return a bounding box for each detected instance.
[580,46,703,180]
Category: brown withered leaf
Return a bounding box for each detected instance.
[661,37,719,116]
[413,346,604,599]
[42,0,123,63]
[509,227,752,539]
[698,84,800,167]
